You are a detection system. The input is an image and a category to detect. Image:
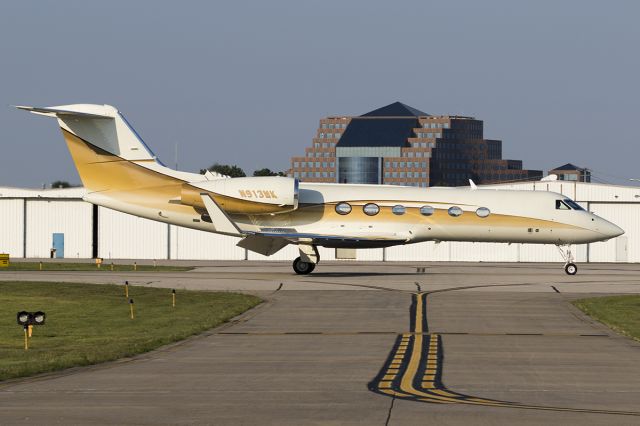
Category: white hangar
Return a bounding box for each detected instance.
[0,181,637,263]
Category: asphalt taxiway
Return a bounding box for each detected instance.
[1,262,639,425]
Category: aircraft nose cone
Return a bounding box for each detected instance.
[599,219,624,239]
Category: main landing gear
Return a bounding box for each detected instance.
[557,244,578,275]
[293,244,319,275]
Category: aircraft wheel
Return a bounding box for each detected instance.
[564,263,577,275]
[293,257,315,275]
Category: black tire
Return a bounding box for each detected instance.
[293,257,315,275]
[564,263,577,275]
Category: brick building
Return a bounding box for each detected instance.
[289,102,542,186]
[548,163,591,182]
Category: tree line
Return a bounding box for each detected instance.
[50,164,286,188]
[199,164,286,177]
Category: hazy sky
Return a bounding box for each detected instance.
[1,0,638,187]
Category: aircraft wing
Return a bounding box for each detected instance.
[245,230,408,249]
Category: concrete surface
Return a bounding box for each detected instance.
[0,262,639,425]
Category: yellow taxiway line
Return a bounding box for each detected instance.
[368,292,640,416]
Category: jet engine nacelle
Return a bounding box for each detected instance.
[181,176,299,215]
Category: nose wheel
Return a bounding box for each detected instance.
[564,263,578,275]
[557,245,578,275]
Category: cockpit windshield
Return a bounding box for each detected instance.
[555,198,585,211]
[564,199,585,211]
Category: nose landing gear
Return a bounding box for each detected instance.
[557,245,578,275]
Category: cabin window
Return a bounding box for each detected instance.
[392,205,406,215]
[363,203,380,216]
[476,207,490,218]
[335,202,352,215]
[420,206,435,216]
[555,200,571,210]
[448,206,463,217]
[564,199,585,211]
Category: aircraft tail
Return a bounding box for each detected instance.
[15,104,208,195]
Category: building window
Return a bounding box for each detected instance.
[393,162,398,168]
[400,172,405,178]
[385,161,390,168]
[392,172,398,178]
[448,206,463,217]
[315,162,320,167]
[322,162,327,167]
[335,202,352,215]
[322,172,328,178]
[407,172,413,178]
[384,172,390,177]
[420,206,434,216]
[330,162,335,168]
[392,205,406,215]
[476,207,490,218]
[400,162,405,168]
[294,162,299,168]
[293,172,299,178]
[363,203,380,216]
[330,172,335,177]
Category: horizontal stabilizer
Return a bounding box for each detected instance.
[15,105,114,119]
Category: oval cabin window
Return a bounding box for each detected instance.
[448,206,463,217]
[335,202,352,215]
[363,203,380,216]
[392,205,406,215]
[420,206,434,216]
[476,207,490,218]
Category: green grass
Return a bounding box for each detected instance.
[1,262,192,272]
[573,295,640,341]
[0,281,261,381]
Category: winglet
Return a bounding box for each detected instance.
[469,179,478,190]
[200,193,243,236]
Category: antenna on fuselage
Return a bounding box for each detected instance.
[468,179,478,190]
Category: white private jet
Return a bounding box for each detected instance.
[17,104,624,275]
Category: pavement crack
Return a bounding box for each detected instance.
[270,282,283,294]
[384,394,396,426]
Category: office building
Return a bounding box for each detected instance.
[548,163,591,182]
[290,102,542,186]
